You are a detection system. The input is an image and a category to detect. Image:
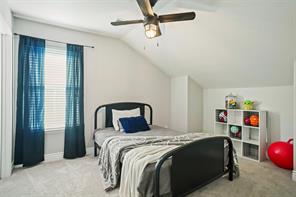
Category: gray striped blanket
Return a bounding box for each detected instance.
[98,133,239,193]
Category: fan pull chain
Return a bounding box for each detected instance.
[143,42,159,50]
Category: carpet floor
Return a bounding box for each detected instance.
[0,156,296,197]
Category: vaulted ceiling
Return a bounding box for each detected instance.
[7,0,296,88]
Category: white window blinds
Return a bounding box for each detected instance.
[44,41,66,130]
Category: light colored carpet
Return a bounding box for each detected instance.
[0,156,296,197]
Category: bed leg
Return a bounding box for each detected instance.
[228,139,234,181]
[94,143,98,157]
[229,167,233,181]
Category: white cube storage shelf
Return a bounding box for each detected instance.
[214,109,267,162]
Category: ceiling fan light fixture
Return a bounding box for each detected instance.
[111,0,196,39]
[144,23,160,39]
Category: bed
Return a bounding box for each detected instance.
[93,102,238,197]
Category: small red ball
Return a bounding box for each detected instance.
[244,117,251,125]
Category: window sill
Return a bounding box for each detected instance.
[45,128,65,135]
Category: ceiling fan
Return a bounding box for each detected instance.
[111,0,196,39]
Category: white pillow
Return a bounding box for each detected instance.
[112,108,141,131]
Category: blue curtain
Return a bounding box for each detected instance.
[14,36,45,166]
[64,44,86,159]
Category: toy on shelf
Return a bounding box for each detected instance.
[250,115,259,127]
[244,117,251,126]
[235,131,241,138]
[230,125,239,133]
[268,139,293,170]
[230,125,241,138]
[225,93,238,109]
[243,100,255,110]
[218,111,227,123]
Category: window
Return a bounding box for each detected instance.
[44,42,66,130]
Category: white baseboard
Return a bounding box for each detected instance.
[44,152,64,162]
[292,170,296,181]
[12,147,94,169]
[86,147,93,155]
[44,147,94,163]
[14,164,23,169]
[12,147,94,170]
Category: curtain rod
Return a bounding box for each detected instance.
[13,33,95,49]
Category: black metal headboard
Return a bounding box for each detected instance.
[94,102,153,130]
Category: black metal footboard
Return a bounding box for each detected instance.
[94,142,99,157]
[154,136,234,197]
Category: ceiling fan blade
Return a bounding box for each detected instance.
[111,19,144,26]
[136,0,154,16]
[149,0,158,7]
[158,12,196,23]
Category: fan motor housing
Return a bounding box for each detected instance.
[144,14,159,26]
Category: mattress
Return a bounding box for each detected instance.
[94,125,182,147]
[96,126,238,196]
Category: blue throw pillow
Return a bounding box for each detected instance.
[119,116,150,133]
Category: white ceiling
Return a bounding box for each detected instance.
[7,0,296,88]
[8,0,207,37]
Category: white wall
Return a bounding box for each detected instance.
[293,6,296,174]
[13,18,171,154]
[170,76,188,132]
[203,86,293,143]
[188,77,203,132]
[0,0,12,33]
[292,3,296,178]
[293,63,296,179]
[170,76,203,132]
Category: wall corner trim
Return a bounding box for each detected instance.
[292,170,296,181]
[0,34,13,179]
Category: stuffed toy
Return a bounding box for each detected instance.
[243,100,254,110]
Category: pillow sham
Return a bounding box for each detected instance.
[112,108,140,131]
[119,116,150,133]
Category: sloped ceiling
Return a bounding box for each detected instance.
[7,0,296,88]
[122,0,296,88]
